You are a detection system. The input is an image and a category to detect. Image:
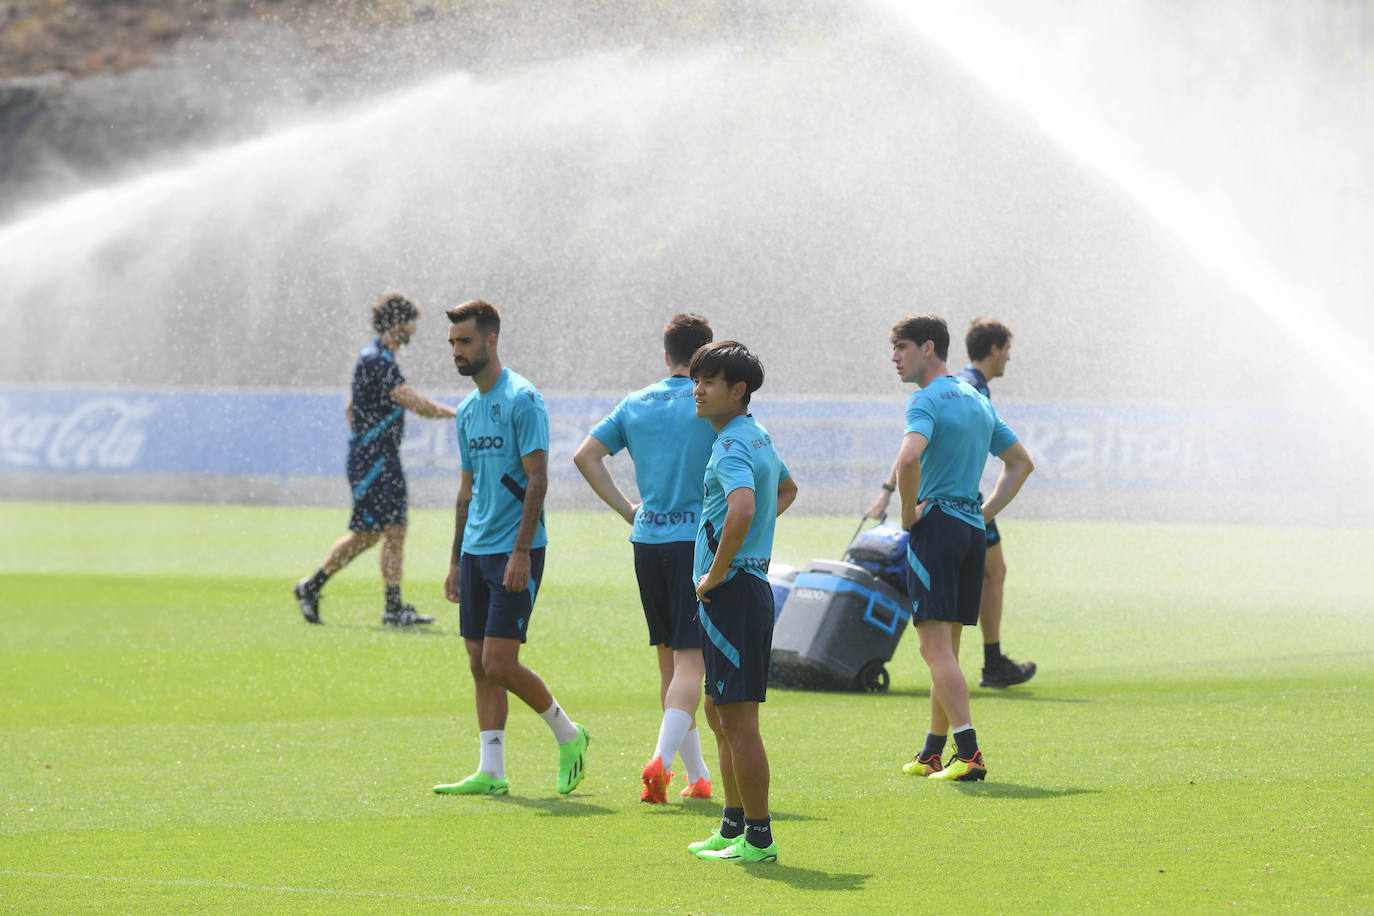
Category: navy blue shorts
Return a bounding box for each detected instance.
[984,517,1001,549]
[347,451,407,532]
[633,541,702,650]
[458,549,546,642]
[906,507,985,626]
[698,570,774,705]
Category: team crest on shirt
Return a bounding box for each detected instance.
[490,403,503,424]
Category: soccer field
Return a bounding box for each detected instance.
[1,501,1371,914]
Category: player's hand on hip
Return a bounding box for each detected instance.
[902,499,931,530]
[696,571,723,603]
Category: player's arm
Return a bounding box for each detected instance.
[390,384,457,419]
[572,435,637,524]
[867,455,899,519]
[503,449,548,593]
[444,471,473,604]
[896,431,932,529]
[696,487,755,601]
[776,474,798,517]
[981,440,1034,523]
[345,398,354,432]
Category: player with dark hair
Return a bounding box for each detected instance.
[686,341,798,864]
[293,292,456,627]
[887,314,1033,783]
[433,299,589,798]
[573,313,719,803]
[868,317,1036,688]
[956,318,1035,688]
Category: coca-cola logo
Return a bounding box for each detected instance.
[0,396,158,469]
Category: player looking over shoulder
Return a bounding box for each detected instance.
[868,317,1036,689]
[887,314,1033,784]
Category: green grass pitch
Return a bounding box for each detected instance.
[1,500,1371,914]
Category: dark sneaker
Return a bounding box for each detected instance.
[979,654,1036,688]
[928,749,987,782]
[294,579,322,624]
[383,605,435,627]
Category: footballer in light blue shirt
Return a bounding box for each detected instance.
[889,313,1034,786]
[688,340,797,864]
[435,299,589,801]
[572,314,719,801]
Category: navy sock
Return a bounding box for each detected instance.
[921,732,947,759]
[305,569,329,593]
[953,727,979,759]
[745,815,773,849]
[984,642,1001,666]
[385,585,402,612]
[720,806,745,839]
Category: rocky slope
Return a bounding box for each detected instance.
[0,0,822,215]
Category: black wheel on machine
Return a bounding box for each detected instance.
[857,660,889,693]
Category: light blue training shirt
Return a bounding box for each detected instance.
[904,375,1018,529]
[456,367,550,554]
[693,412,791,584]
[589,375,717,544]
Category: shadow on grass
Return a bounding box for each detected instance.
[300,621,464,637]
[490,794,618,817]
[949,782,1096,800]
[971,690,1090,705]
[740,863,873,892]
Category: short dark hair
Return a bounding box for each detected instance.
[445,299,501,336]
[688,340,764,407]
[890,313,949,361]
[371,292,420,333]
[663,313,713,366]
[965,317,1013,361]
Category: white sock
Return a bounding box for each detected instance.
[539,698,580,744]
[479,730,505,779]
[952,723,973,735]
[652,707,693,773]
[676,725,710,784]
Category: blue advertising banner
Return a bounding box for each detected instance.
[0,387,1358,520]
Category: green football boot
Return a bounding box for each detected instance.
[695,834,778,863]
[433,771,509,796]
[902,752,944,776]
[556,724,590,794]
[687,831,737,855]
[928,750,987,782]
